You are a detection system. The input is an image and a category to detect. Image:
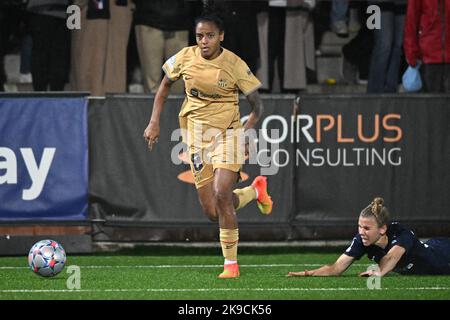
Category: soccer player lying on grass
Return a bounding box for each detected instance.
[288,197,450,277]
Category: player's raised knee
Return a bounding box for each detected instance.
[214,189,232,208]
[198,201,218,222]
[204,207,218,222]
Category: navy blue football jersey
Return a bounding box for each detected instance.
[344,222,450,275]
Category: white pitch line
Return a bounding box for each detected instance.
[0,263,372,270]
[1,287,450,294]
[78,264,321,269]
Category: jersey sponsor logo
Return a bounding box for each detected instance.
[200,92,223,99]
[190,88,223,100]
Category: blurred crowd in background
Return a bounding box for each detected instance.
[0,0,449,96]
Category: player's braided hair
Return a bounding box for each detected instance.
[195,1,226,32]
[360,197,390,227]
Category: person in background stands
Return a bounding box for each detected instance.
[367,0,407,93]
[27,0,70,91]
[404,0,450,93]
[133,0,195,94]
[70,0,134,96]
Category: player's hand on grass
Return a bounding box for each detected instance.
[287,270,312,277]
[359,270,381,277]
[143,121,160,151]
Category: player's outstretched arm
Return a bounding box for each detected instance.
[143,75,174,150]
[244,91,263,130]
[359,245,405,277]
[287,254,355,277]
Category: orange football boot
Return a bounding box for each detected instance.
[251,176,273,215]
[218,263,240,279]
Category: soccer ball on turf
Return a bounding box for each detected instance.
[28,240,66,277]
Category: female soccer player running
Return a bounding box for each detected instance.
[288,197,450,277]
[143,8,273,279]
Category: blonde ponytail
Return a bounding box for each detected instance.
[361,197,389,227]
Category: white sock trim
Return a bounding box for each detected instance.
[224,260,237,265]
[253,186,259,199]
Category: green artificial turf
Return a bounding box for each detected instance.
[1,246,450,300]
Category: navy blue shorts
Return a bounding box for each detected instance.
[425,238,450,274]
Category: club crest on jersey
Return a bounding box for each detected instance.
[218,79,228,88]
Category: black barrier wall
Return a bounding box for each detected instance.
[292,95,450,238]
[88,95,450,241]
[88,95,296,241]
